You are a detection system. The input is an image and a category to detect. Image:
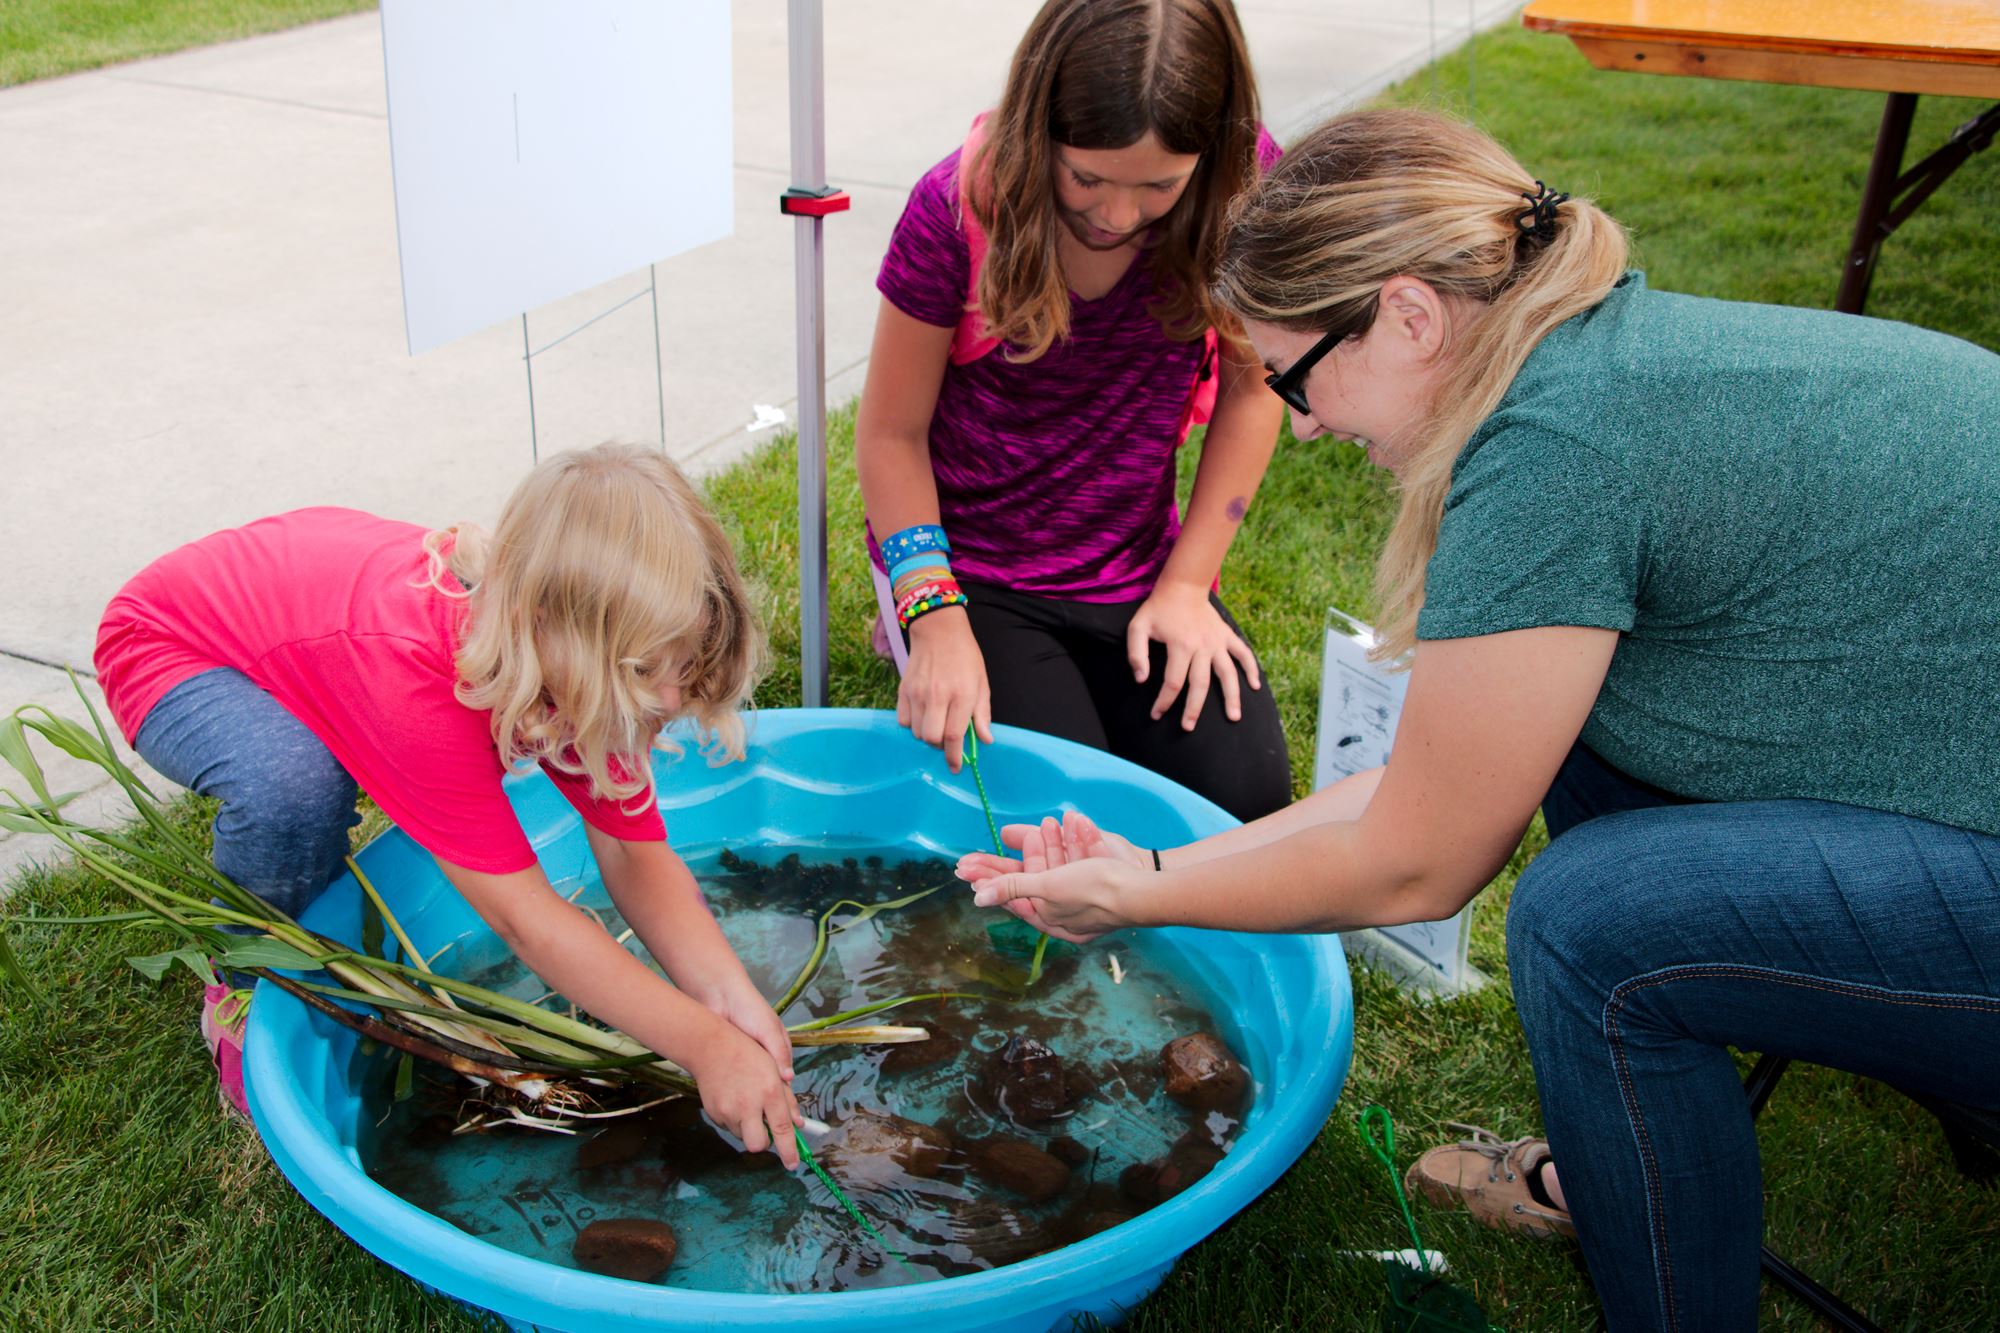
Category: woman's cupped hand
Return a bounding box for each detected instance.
[955,810,1153,943]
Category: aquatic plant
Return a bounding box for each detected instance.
[0,678,932,1129]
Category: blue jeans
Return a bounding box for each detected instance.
[1511,744,2000,1331]
[134,667,360,923]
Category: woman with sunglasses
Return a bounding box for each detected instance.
[854,0,1291,820]
[962,108,2000,1331]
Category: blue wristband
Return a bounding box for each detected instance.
[888,550,952,585]
[880,523,949,568]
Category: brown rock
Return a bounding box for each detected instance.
[1120,1160,1168,1208]
[942,1200,1048,1267]
[1046,1135,1090,1167]
[1119,1138,1226,1208]
[825,1110,955,1180]
[651,1098,737,1174]
[980,1035,1081,1124]
[1160,1032,1248,1112]
[1074,1209,1134,1240]
[573,1217,677,1282]
[880,1026,962,1075]
[576,1120,651,1171]
[1166,1137,1225,1191]
[968,1136,1071,1202]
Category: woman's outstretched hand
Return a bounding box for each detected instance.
[956,811,1152,943]
[1126,579,1262,732]
[955,810,1150,880]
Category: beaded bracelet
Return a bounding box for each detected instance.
[880,523,950,569]
[898,578,969,630]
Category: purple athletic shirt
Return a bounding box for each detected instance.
[874,130,1282,602]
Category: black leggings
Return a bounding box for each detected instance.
[946,578,1292,822]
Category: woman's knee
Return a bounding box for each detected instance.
[1507,818,1654,1028]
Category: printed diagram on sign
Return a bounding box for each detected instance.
[1314,608,1484,996]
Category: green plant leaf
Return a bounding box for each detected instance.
[217,938,322,972]
[0,928,47,1004]
[393,1053,415,1103]
[360,884,386,961]
[0,716,54,808]
[126,946,216,985]
[12,910,155,926]
[20,712,113,770]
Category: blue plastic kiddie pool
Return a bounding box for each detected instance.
[245,710,1353,1332]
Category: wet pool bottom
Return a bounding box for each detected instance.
[360,845,1257,1293]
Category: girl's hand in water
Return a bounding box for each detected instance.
[1125,580,1262,732]
[701,977,796,1087]
[956,810,1150,881]
[899,606,993,773]
[962,813,1147,943]
[683,1020,803,1170]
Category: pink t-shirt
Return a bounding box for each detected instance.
[94,507,668,874]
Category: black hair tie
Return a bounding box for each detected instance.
[1513,180,1570,244]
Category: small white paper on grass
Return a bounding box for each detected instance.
[747,404,788,434]
[381,0,734,355]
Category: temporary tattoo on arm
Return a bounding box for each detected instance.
[1224,496,1248,522]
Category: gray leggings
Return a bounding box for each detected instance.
[134,667,361,921]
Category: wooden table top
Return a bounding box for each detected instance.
[1522,1,2000,97]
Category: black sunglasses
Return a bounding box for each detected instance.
[1263,326,1346,415]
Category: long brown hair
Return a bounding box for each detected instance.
[967,0,1262,361]
[1213,109,1630,660]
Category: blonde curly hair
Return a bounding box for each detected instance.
[422,443,762,808]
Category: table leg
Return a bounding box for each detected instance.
[1837,93,1918,315]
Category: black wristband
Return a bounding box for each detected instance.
[1151,847,1163,872]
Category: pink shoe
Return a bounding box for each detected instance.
[201,981,252,1119]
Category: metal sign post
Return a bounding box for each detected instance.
[782,0,849,708]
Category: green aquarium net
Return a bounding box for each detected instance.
[1359,1106,1501,1333]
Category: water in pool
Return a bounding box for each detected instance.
[360,844,1254,1292]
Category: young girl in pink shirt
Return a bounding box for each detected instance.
[94,444,802,1167]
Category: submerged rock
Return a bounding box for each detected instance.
[573,1217,677,1282]
[1119,1137,1226,1208]
[575,1120,651,1171]
[1073,1209,1134,1240]
[941,1199,1049,1268]
[1160,1032,1248,1112]
[967,1136,1071,1202]
[650,1097,738,1175]
[823,1110,955,1181]
[978,1035,1087,1124]
[1045,1135,1090,1168]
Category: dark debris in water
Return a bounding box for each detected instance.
[362,848,1260,1292]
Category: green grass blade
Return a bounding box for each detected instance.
[0,927,48,1004]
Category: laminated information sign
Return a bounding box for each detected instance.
[1315,609,1483,996]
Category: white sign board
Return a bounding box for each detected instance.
[380,0,734,355]
[1315,609,1482,996]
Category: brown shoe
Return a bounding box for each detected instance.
[1405,1122,1576,1241]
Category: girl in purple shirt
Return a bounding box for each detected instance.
[855,0,1291,821]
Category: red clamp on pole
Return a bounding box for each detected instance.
[780,187,851,218]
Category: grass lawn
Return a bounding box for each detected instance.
[4,17,1998,1333]
[0,0,376,87]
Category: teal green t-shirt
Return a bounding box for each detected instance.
[1418,272,2000,835]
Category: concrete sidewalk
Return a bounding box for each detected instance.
[0,1,1514,884]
